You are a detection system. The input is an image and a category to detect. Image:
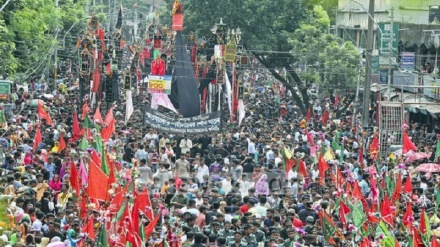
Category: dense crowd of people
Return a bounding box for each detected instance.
[0,74,439,247]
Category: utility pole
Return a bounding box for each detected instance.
[387,7,394,100]
[85,0,89,18]
[362,0,374,127]
[134,1,138,43]
[54,0,59,92]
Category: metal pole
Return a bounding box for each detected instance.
[387,7,394,100]
[353,67,361,128]
[85,0,89,18]
[362,0,374,127]
[54,0,59,93]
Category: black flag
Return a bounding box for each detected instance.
[173,31,201,117]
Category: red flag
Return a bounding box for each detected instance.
[70,111,84,142]
[137,188,154,221]
[80,194,88,219]
[93,106,104,124]
[298,160,308,177]
[339,200,351,226]
[58,133,66,153]
[82,217,95,239]
[412,226,424,247]
[358,146,364,167]
[369,134,379,160]
[318,155,329,185]
[286,158,295,174]
[321,109,329,126]
[175,174,183,190]
[87,161,109,201]
[82,101,91,120]
[392,173,402,203]
[402,202,413,227]
[402,130,417,154]
[70,162,80,197]
[367,204,379,224]
[107,156,116,185]
[334,95,339,107]
[37,101,54,126]
[433,236,440,247]
[108,188,127,214]
[91,150,101,167]
[92,67,101,93]
[144,213,161,241]
[305,130,315,147]
[420,207,427,235]
[403,175,413,194]
[334,166,345,190]
[306,107,312,122]
[352,182,364,201]
[131,192,140,236]
[380,194,394,226]
[360,237,372,247]
[33,127,42,151]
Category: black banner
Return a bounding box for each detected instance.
[144,108,222,135]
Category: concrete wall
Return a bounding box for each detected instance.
[337,0,439,29]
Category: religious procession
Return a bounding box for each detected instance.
[0,0,439,246]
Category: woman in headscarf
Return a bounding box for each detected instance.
[49,174,63,200]
[255,174,270,197]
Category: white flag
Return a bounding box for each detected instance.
[125,90,133,124]
[224,71,232,119]
[151,93,178,113]
[238,99,245,126]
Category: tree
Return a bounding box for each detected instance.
[288,9,362,116]
[164,0,360,115]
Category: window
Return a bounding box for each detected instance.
[429,6,440,24]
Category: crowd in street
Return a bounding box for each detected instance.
[0,74,439,247]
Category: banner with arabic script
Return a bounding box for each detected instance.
[144,108,222,135]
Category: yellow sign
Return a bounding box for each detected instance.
[147,75,172,94]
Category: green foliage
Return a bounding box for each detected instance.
[0,0,86,79]
[289,24,361,94]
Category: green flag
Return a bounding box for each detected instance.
[97,225,109,247]
[83,115,94,129]
[94,125,103,152]
[332,133,340,150]
[352,202,366,228]
[339,146,344,162]
[375,221,394,247]
[436,186,440,209]
[435,140,440,161]
[114,202,126,222]
[0,110,6,126]
[79,136,88,150]
[101,144,109,176]
[320,212,336,242]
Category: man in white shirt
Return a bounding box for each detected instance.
[143,129,158,142]
[248,138,256,155]
[196,159,209,184]
[179,135,192,154]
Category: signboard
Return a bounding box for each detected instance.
[393,70,418,93]
[401,52,415,71]
[378,23,399,55]
[423,75,440,99]
[379,56,398,69]
[147,75,172,94]
[144,108,222,134]
[0,81,11,100]
[371,55,379,74]
[379,70,388,84]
